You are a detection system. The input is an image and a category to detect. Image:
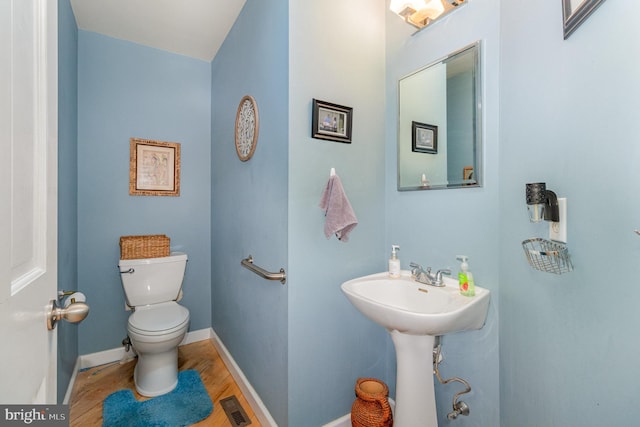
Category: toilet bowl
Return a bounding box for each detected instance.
[128,301,190,396]
[118,252,190,397]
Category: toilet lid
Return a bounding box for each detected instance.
[128,301,189,333]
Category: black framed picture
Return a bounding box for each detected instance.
[562,0,606,39]
[311,99,353,143]
[411,121,438,154]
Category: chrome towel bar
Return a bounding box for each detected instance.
[241,255,286,285]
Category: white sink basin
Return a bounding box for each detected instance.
[341,271,491,426]
[341,271,490,336]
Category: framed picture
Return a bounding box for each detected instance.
[463,166,475,183]
[311,99,353,143]
[562,0,606,39]
[129,137,181,196]
[411,121,438,154]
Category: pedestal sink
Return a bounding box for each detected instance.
[341,271,490,427]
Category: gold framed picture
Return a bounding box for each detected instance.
[463,166,474,181]
[129,137,180,196]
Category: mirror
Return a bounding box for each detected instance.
[397,42,481,191]
[562,0,606,39]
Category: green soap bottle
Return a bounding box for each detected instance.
[456,255,475,297]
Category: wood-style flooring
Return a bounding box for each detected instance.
[69,339,262,426]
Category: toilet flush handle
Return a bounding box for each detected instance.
[120,268,135,274]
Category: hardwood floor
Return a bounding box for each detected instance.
[69,339,262,426]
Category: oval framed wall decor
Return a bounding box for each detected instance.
[235,95,259,161]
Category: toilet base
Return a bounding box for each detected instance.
[133,347,179,397]
[126,302,189,397]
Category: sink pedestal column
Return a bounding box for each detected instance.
[390,330,438,427]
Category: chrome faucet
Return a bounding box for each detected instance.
[409,262,451,287]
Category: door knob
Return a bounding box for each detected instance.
[46,299,90,330]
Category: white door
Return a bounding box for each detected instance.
[0,0,59,403]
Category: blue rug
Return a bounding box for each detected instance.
[102,370,213,427]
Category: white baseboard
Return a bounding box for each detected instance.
[75,327,210,370]
[77,346,134,370]
[180,327,211,345]
[208,329,278,427]
[62,357,81,405]
[322,413,351,427]
[64,327,276,427]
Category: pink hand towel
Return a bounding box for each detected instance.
[319,174,358,242]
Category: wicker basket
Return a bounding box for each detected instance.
[119,234,170,260]
[351,378,393,427]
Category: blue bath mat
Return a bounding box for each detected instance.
[102,369,213,427]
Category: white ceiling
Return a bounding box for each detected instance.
[70,0,247,62]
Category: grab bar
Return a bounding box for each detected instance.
[241,255,286,285]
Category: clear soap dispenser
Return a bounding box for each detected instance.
[389,245,400,278]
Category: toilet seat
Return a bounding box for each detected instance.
[128,301,189,336]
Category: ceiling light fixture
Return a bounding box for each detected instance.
[390,0,467,30]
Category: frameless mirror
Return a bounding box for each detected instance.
[397,41,481,191]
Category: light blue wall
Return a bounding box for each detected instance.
[57,0,78,403]
[385,1,501,425]
[210,1,289,425]
[212,1,387,425]
[77,32,212,354]
[288,1,388,426]
[499,1,640,425]
[66,1,640,424]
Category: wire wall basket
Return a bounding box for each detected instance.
[522,238,573,274]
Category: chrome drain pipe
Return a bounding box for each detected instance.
[433,339,472,420]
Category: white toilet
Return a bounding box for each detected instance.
[118,252,190,397]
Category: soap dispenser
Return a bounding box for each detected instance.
[456,255,475,296]
[389,245,400,278]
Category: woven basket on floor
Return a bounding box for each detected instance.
[351,378,393,427]
[119,234,170,260]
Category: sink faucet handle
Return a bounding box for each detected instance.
[434,269,451,284]
[409,262,422,277]
[436,268,451,277]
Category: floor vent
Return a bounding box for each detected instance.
[220,395,252,426]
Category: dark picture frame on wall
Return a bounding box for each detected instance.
[562,0,606,39]
[311,99,353,143]
[411,121,438,154]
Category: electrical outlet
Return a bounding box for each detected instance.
[549,197,567,243]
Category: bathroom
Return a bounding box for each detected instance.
[48,0,640,426]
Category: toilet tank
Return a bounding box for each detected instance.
[118,252,187,307]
